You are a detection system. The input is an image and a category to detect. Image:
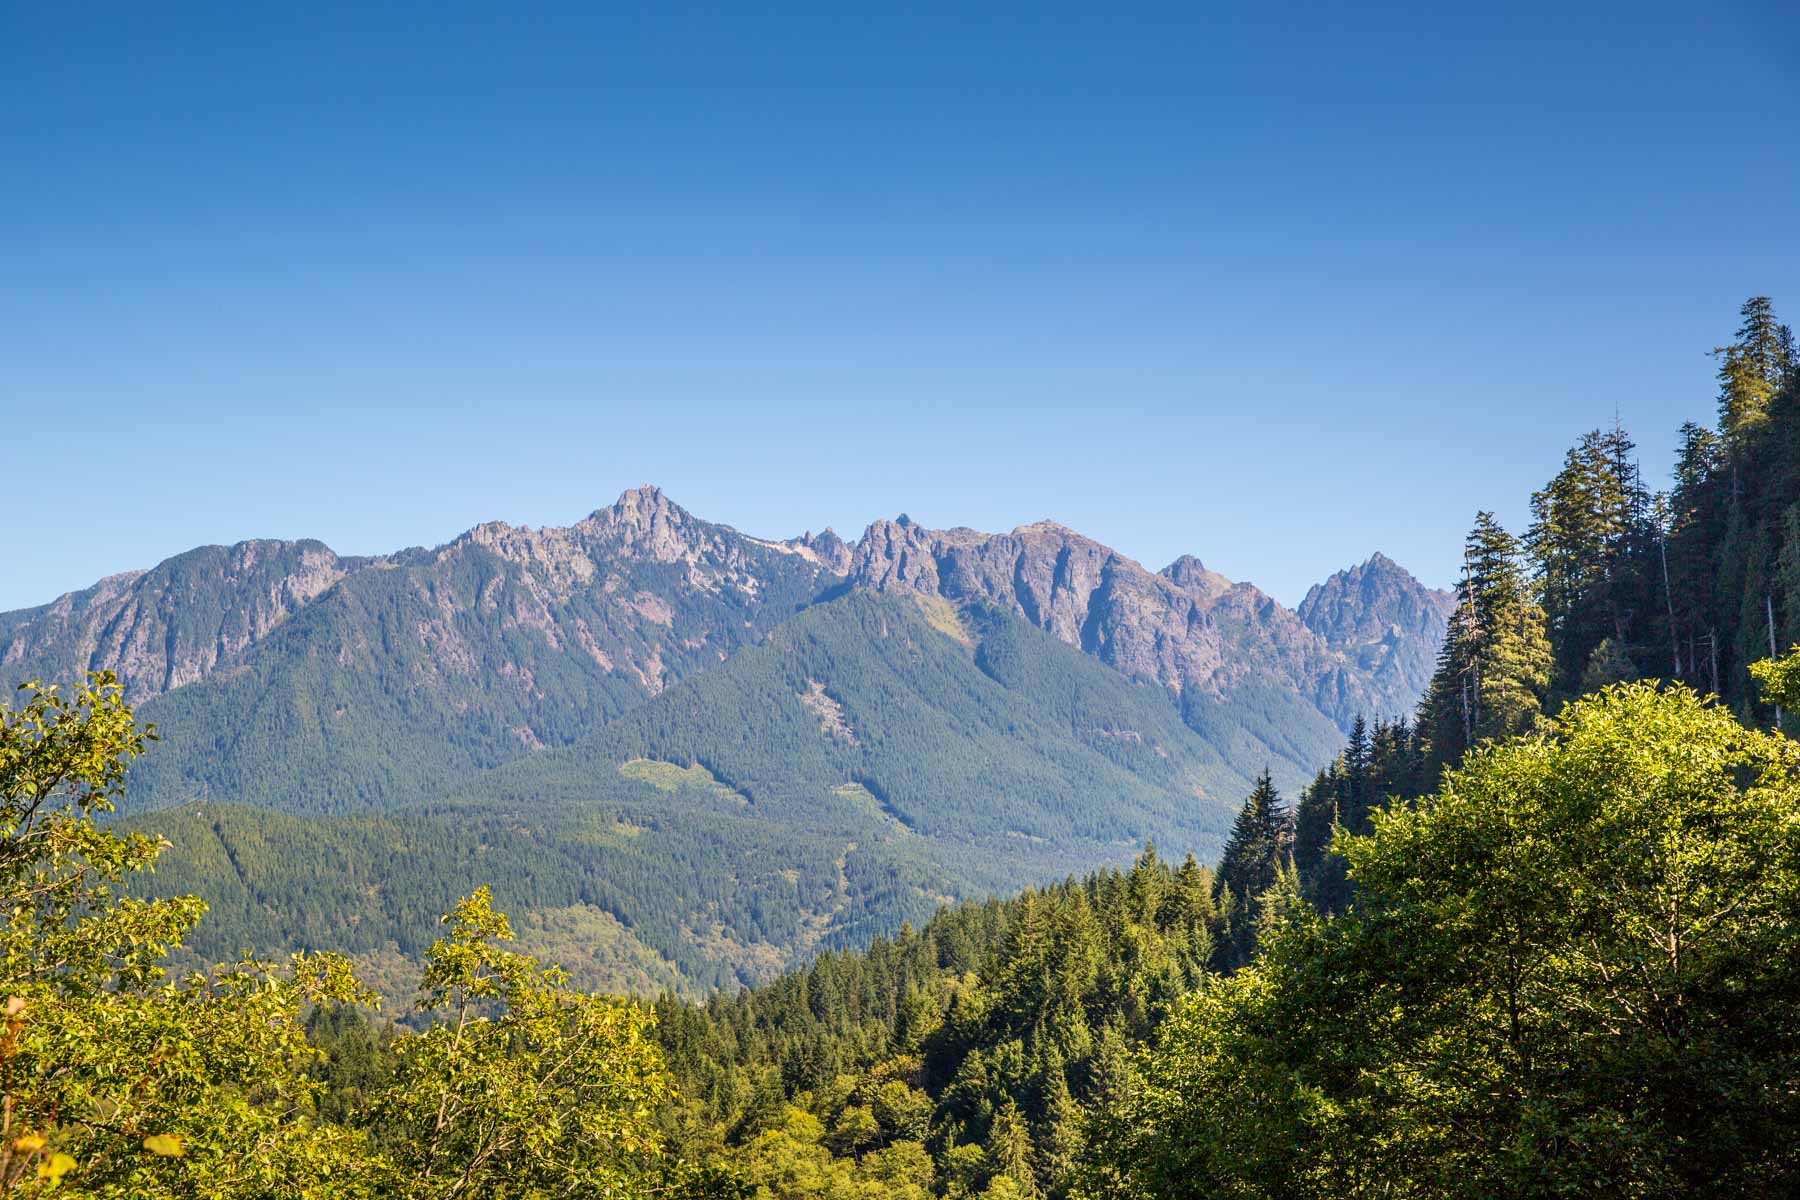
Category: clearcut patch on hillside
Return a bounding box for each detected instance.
[510,903,690,996]
[912,593,973,646]
[617,758,749,804]
[833,781,915,832]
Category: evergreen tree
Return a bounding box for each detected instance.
[1290,761,1341,911]
[1579,637,1640,693]
[986,1098,1043,1199]
[1036,1067,1083,1196]
[1251,859,1302,951]
[1527,425,1656,696]
[1092,681,1800,1198]
[1715,295,1794,447]
[1212,771,1290,967]
[1664,421,1727,691]
[1420,512,1553,773]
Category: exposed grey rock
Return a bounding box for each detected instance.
[847,517,1447,730]
[0,539,374,702]
[1297,552,1456,720]
[1159,554,1233,605]
[1,487,839,712]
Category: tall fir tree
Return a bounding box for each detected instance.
[986,1097,1044,1198]
[1714,296,1794,448]
[1525,424,1657,698]
[1420,512,1553,774]
[1212,771,1291,967]
[1291,760,1341,912]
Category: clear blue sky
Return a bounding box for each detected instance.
[4,2,1797,611]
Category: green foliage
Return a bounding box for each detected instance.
[1652,299,1799,716]
[1418,513,1553,776]
[1526,426,1658,700]
[1715,296,1793,446]
[1751,644,1800,711]
[7,294,1800,1197]
[365,887,690,1198]
[1090,683,1800,1197]
[306,1004,402,1126]
[0,675,380,1198]
[1299,297,1800,919]
[1577,636,1639,692]
[1291,714,1428,916]
[653,842,1224,1197]
[0,676,729,1198]
[1211,771,1290,968]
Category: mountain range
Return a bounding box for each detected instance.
[2,487,1451,992]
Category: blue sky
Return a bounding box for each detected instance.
[4,2,1797,610]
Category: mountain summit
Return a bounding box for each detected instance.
[1297,552,1456,718]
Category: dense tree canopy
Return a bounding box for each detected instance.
[1089,678,1800,1198]
[0,676,377,1197]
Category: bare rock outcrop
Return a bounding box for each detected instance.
[0,539,369,702]
[1297,552,1456,719]
[847,516,1439,729]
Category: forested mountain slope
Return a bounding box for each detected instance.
[651,845,1223,1197]
[31,300,1796,1200]
[114,487,842,813]
[6,486,1451,997]
[145,592,1247,993]
[651,296,1800,1199]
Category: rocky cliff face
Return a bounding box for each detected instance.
[783,529,854,574]
[86,488,848,814]
[850,516,1232,691]
[0,539,374,702]
[1297,552,1456,721]
[414,485,840,697]
[844,517,1452,779]
[846,515,1408,716]
[1,487,844,708]
[1159,554,1234,605]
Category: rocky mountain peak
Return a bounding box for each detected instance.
[593,483,680,525]
[1159,555,1234,604]
[784,529,853,574]
[5,493,1457,802]
[1298,554,1453,636]
[578,485,701,563]
[850,517,938,593]
[845,516,1457,748]
[848,515,1233,692]
[608,483,670,516]
[1297,553,1456,721]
